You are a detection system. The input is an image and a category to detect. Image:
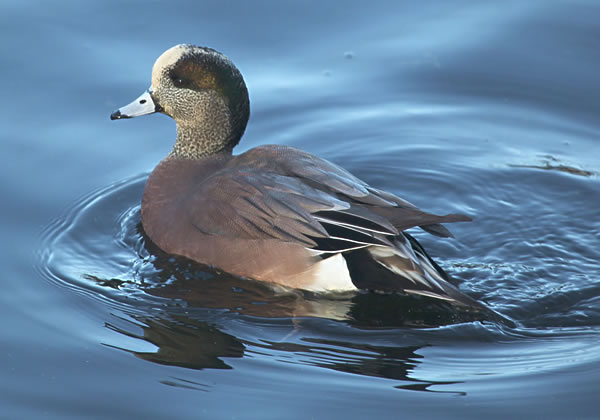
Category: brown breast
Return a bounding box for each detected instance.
[141,155,322,289]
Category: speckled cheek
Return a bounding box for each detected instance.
[151,75,174,116]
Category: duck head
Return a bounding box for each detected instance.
[111,44,250,158]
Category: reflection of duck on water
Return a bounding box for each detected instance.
[106,314,244,371]
[104,311,464,395]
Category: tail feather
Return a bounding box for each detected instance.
[344,233,511,324]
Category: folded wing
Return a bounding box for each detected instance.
[188,145,470,254]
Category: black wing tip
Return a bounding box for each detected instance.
[445,213,473,222]
[420,213,473,237]
[420,223,454,238]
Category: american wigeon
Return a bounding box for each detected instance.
[110,44,491,313]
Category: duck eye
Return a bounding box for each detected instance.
[171,74,190,88]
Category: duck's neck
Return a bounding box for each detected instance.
[170,122,234,159]
[168,91,240,159]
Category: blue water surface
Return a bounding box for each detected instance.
[1,1,599,418]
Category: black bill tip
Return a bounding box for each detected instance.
[110,110,131,120]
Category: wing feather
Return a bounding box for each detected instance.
[188,145,470,251]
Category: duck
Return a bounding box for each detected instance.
[110,44,493,313]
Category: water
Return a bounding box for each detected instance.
[2,0,599,418]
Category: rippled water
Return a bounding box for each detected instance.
[2,0,600,418]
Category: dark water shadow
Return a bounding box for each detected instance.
[103,308,465,395]
[105,313,245,371]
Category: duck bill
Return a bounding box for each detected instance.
[110,89,159,120]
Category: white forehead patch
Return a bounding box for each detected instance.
[151,44,188,88]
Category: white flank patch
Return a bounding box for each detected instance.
[305,254,356,292]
